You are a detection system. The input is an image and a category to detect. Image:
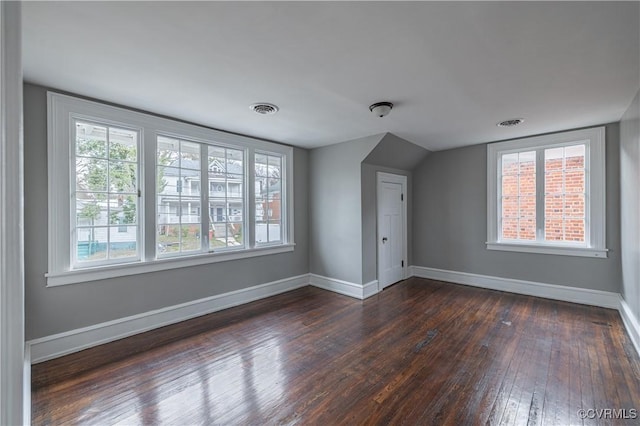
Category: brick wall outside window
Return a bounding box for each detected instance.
[500,144,585,243]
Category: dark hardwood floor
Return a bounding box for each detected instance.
[32,278,640,425]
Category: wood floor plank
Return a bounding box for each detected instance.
[32,279,640,425]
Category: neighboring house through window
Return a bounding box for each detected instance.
[47,92,294,286]
[487,127,607,258]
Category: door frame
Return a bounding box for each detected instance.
[376,172,408,291]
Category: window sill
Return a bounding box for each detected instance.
[46,244,296,287]
[486,242,608,258]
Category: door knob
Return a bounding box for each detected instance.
[382,237,388,243]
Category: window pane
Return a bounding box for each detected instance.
[76,227,108,262]
[565,144,585,169]
[157,137,206,256]
[519,218,536,240]
[208,147,226,174]
[519,196,536,218]
[76,197,108,226]
[545,218,564,241]
[179,198,201,224]
[73,121,139,266]
[518,151,535,175]
[109,161,137,193]
[544,144,586,244]
[229,223,243,246]
[502,219,518,240]
[499,151,535,242]
[180,225,201,252]
[180,142,201,170]
[267,196,282,242]
[565,169,585,193]
[158,225,181,254]
[545,168,563,194]
[227,149,243,175]
[255,151,284,245]
[545,195,563,218]
[109,227,137,258]
[158,167,180,195]
[255,153,268,177]
[565,219,585,242]
[76,123,107,158]
[157,136,180,162]
[502,196,518,218]
[76,158,108,192]
[210,222,243,250]
[565,194,585,218]
[109,128,137,161]
[268,155,281,179]
[502,153,518,175]
[108,194,137,225]
[502,175,518,196]
[206,146,245,251]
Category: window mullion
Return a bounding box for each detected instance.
[535,149,545,242]
[144,132,156,261]
[201,143,209,252]
[248,149,256,249]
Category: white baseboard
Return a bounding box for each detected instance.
[363,280,379,299]
[25,267,640,365]
[410,265,621,309]
[309,274,378,300]
[619,299,640,357]
[27,274,309,364]
[23,344,31,425]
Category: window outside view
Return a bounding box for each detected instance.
[500,144,586,244]
[255,153,282,244]
[74,121,139,262]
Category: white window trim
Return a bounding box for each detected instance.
[486,126,607,258]
[47,92,294,286]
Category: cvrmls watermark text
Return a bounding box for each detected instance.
[578,408,637,420]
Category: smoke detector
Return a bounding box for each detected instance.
[250,103,279,115]
[497,118,524,127]
[369,102,393,118]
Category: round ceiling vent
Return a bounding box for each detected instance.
[497,118,525,127]
[250,103,279,115]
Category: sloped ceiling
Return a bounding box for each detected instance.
[363,133,430,171]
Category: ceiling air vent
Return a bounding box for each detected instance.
[497,118,524,127]
[250,103,279,115]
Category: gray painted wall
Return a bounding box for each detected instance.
[620,90,640,320]
[24,83,309,339]
[309,134,382,284]
[412,123,622,292]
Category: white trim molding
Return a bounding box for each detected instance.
[46,243,295,286]
[28,274,308,364]
[0,2,25,425]
[487,126,607,258]
[309,274,378,300]
[619,299,640,358]
[410,265,620,309]
[22,344,30,426]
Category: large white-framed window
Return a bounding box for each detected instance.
[487,127,607,258]
[48,92,294,286]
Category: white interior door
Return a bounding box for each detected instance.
[377,172,407,290]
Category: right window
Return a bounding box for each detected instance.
[254,152,283,244]
[487,127,607,258]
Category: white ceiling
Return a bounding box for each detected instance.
[22,2,639,151]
